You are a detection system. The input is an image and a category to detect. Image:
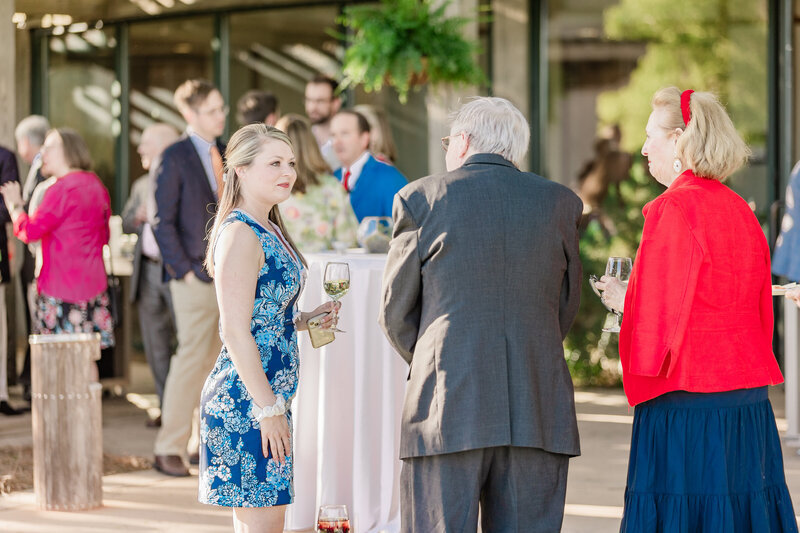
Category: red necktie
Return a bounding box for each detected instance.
[342,168,352,192]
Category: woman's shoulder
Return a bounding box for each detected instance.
[645,191,685,216]
[315,173,345,190]
[220,216,258,238]
[223,209,268,236]
[215,216,262,259]
[63,169,100,184]
[60,171,108,196]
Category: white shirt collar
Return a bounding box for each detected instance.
[187,127,214,148]
[345,151,371,189]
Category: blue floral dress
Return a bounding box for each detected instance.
[198,209,305,508]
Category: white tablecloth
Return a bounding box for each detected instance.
[286,252,407,533]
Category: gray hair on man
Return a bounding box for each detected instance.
[450,97,530,168]
[15,115,50,147]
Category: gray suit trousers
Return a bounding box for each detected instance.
[138,259,176,404]
[401,446,569,533]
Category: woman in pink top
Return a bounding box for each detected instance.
[1,128,114,348]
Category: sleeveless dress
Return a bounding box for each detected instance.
[198,209,305,507]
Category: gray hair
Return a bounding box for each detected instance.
[15,115,50,147]
[450,97,530,167]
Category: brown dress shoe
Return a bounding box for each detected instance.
[153,455,190,477]
[145,415,162,428]
[188,451,200,465]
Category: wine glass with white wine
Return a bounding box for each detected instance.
[601,256,632,333]
[323,262,350,333]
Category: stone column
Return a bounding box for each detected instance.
[426,0,480,176]
[0,3,17,386]
[492,0,530,170]
[0,2,15,148]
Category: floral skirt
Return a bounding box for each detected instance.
[35,291,115,349]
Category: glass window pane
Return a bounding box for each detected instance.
[549,0,769,384]
[229,6,429,180]
[128,16,215,181]
[229,7,340,130]
[47,27,117,205]
[547,0,768,210]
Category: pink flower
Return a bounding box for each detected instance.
[68,308,83,326]
[93,308,112,330]
[44,307,58,328]
[285,207,300,220]
[315,222,330,236]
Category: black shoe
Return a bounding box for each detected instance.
[0,401,23,416]
[22,384,31,403]
[153,455,190,477]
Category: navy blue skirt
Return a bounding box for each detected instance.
[621,387,798,532]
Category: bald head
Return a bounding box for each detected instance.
[138,123,179,170]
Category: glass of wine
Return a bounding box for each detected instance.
[317,504,351,533]
[323,262,350,333]
[600,256,632,333]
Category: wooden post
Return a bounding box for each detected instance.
[30,333,103,511]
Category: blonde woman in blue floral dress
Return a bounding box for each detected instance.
[199,124,339,532]
[276,114,358,252]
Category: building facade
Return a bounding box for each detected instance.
[10,1,796,215]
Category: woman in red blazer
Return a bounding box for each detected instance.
[1,129,113,353]
[597,88,796,532]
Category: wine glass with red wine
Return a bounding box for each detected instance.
[317,504,350,533]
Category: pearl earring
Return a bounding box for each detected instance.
[673,158,682,173]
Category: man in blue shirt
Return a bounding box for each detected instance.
[331,110,407,222]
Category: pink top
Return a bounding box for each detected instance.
[14,171,111,302]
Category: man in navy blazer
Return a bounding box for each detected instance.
[331,110,407,222]
[0,145,21,416]
[152,79,227,477]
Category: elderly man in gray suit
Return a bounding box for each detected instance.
[379,97,582,533]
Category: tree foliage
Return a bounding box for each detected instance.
[598,0,767,153]
[567,0,767,384]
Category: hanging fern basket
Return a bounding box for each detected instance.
[336,0,486,103]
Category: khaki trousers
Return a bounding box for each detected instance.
[154,277,220,456]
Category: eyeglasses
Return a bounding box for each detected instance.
[197,105,229,117]
[441,134,457,152]
[441,132,466,152]
[305,97,333,105]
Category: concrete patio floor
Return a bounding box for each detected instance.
[1,360,799,532]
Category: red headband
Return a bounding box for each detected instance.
[680,89,694,126]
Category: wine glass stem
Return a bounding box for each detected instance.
[329,296,344,333]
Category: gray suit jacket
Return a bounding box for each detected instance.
[121,174,150,303]
[379,153,582,460]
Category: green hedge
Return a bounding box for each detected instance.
[565,159,664,386]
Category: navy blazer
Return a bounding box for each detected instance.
[334,154,407,222]
[153,135,224,283]
[0,146,20,284]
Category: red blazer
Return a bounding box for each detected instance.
[14,171,110,303]
[619,170,783,406]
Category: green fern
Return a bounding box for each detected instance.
[337,0,487,103]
